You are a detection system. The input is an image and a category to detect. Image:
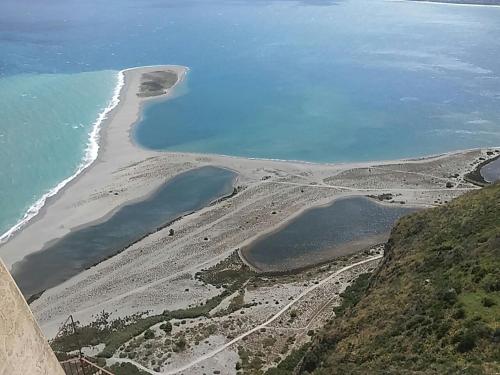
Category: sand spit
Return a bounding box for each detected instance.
[0,65,188,267]
[0,65,497,342]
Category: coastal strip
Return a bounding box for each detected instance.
[0,65,189,267]
[0,71,124,244]
[0,66,498,346]
[30,146,497,340]
[0,65,188,248]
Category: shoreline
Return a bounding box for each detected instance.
[0,70,125,245]
[0,64,498,340]
[0,62,497,268]
[0,65,189,248]
[14,166,238,300]
[0,61,497,253]
[239,195,418,272]
[0,65,188,265]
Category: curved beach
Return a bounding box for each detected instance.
[0,65,188,267]
[0,65,497,342]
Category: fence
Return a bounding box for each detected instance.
[59,357,114,375]
[51,315,115,375]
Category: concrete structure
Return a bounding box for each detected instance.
[0,259,65,375]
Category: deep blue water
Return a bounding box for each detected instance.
[1,0,500,239]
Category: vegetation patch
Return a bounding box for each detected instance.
[332,273,372,317]
[297,183,500,374]
[265,344,310,375]
[107,362,149,375]
[51,251,257,359]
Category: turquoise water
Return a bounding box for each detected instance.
[0,71,118,237]
[1,0,500,241]
[134,1,500,161]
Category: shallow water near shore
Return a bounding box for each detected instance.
[11,166,236,298]
[0,71,118,238]
[243,197,417,272]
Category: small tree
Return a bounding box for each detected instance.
[175,337,187,351]
[144,329,155,340]
[160,322,172,334]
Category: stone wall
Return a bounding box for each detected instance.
[0,259,65,375]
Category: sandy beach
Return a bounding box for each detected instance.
[0,65,188,267]
[0,65,497,344]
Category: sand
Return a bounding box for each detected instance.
[0,65,188,267]
[0,65,497,340]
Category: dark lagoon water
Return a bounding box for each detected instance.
[480,156,500,182]
[11,166,236,298]
[243,196,416,272]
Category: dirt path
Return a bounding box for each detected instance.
[110,254,382,375]
[272,181,476,192]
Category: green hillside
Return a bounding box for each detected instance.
[300,184,500,374]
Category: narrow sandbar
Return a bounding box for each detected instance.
[0,65,497,341]
[0,65,188,267]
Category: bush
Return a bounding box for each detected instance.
[482,274,500,292]
[107,362,148,375]
[452,308,465,320]
[456,333,476,353]
[439,288,457,306]
[144,329,155,340]
[160,322,172,333]
[265,344,310,375]
[175,337,187,352]
[482,296,495,307]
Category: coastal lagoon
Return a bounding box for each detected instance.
[2,0,500,240]
[242,197,416,272]
[11,166,236,298]
[481,156,500,182]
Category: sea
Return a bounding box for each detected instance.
[1,0,500,240]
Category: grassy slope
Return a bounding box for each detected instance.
[301,184,500,374]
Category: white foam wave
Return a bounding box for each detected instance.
[0,70,125,244]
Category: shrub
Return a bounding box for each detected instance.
[439,288,458,306]
[175,337,187,352]
[144,329,155,340]
[482,274,500,292]
[160,322,172,334]
[452,308,465,320]
[481,296,495,307]
[456,333,476,353]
